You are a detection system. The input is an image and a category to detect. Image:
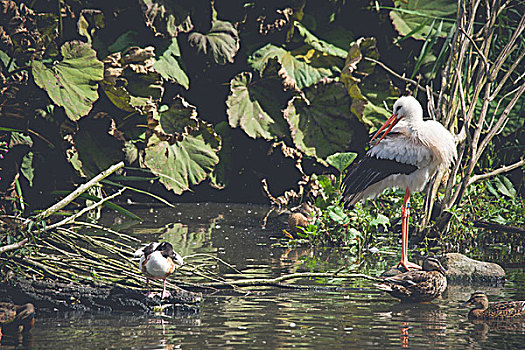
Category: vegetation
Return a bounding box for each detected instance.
[0,0,523,262]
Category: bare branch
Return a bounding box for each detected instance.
[200,271,383,288]
[0,238,29,254]
[45,188,126,231]
[34,162,125,222]
[364,57,432,95]
[459,26,490,71]
[490,48,525,100]
[489,12,525,81]
[476,82,525,162]
[468,159,525,185]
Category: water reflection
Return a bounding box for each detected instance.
[17,203,525,349]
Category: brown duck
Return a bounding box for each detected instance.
[462,292,525,319]
[0,302,35,338]
[375,257,447,302]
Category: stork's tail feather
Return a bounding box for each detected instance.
[341,191,362,209]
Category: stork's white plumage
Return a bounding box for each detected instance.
[343,96,457,271]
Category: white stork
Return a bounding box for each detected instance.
[343,96,457,271]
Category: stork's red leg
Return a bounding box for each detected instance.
[398,188,421,271]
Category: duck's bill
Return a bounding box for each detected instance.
[370,114,401,144]
[461,299,473,307]
[175,254,184,266]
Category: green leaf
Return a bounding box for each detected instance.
[493,176,516,198]
[9,132,33,148]
[188,20,239,65]
[283,81,364,161]
[74,119,125,178]
[389,0,457,40]
[77,9,105,44]
[339,37,401,129]
[32,41,104,121]
[294,21,348,58]
[327,205,348,225]
[139,0,193,37]
[21,151,34,187]
[101,47,163,112]
[0,50,13,69]
[107,31,140,54]
[326,152,357,173]
[369,214,390,228]
[144,134,219,195]
[226,70,290,140]
[209,121,233,189]
[248,44,334,90]
[153,38,189,88]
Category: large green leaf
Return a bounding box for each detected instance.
[389,0,457,40]
[248,44,334,90]
[139,0,193,37]
[32,41,104,121]
[226,68,290,140]
[283,81,363,161]
[102,46,164,112]
[293,21,348,58]
[144,97,220,194]
[209,121,233,189]
[74,119,125,178]
[340,37,399,129]
[153,38,189,88]
[150,96,214,144]
[188,20,239,65]
[144,134,219,195]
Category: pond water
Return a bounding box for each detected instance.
[4,203,524,349]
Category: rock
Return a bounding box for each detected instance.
[438,253,505,285]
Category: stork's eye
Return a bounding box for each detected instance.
[395,105,401,113]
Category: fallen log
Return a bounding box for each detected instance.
[2,277,201,313]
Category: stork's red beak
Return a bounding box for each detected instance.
[370,114,401,144]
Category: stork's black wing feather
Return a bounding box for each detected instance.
[342,155,417,207]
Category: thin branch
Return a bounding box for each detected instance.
[0,238,29,254]
[490,48,525,100]
[476,82,525,163]
[489,12,525,81]
[45,188,126,231]
[70,221,141,243]
[468,159,525,185]
[34,162,125,222]
[364,57,435,95]
[458,26,490,71]
[200,271,383,288]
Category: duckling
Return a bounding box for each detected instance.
[0,303,35,339]
[375,257,447,302]
[462,292,525,319]
[134,242,184,299]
